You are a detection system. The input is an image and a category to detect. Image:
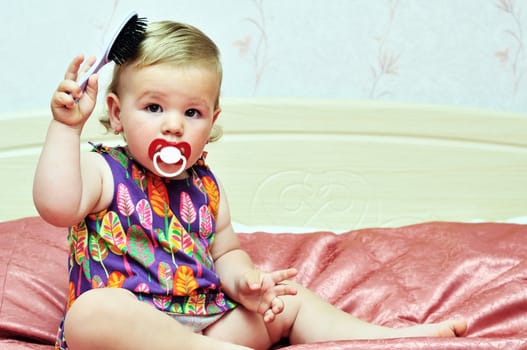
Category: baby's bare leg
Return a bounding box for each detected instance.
[208,281,466,348]
[64,288,250,350]
[205,304,282,349]
[283,281,467,343]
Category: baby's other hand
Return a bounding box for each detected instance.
[238,268,298,322]
[50,55,98,129]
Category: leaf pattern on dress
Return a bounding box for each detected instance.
[180,192,197,226]
[174,265,199,296]
[88,209,107,233]
[169,302,184,314]
[89,233,109,277]
[134,283,150,294]
[70,221,88,265]
[117,183,134,215]
[171,215,195,257]
[82,255,91,284]
[134,282,150,301]
[186,293,206,315]
[91,275,104,289]
[199,205,213,239]
[87,209,107,222]
[136,199,153,230]
[127,224,155,269]
[107,271,126,288]
[100,211,127,255]
[66,281,76,312]
[158,261,173,295]
[137,198,157,247]
[131,164,147,191]
[153,295,172,310]
[192,170,207,197]
[106,146,129,172]
[162,215,182,251]
[67,226,76,258]
[148,174,173,218]
[202,176,219,219]
[117,183,135,226]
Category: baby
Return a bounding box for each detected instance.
[33,20,466,350]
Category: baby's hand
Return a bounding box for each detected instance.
[237,268,298,323]
[50,55,98,129]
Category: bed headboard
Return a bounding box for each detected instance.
[2,99,526,231]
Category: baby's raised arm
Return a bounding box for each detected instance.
[33,55,108,227]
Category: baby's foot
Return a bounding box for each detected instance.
[399,319,467,338]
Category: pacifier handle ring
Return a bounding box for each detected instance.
[153,152,187,178]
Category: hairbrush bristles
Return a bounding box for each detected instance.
[76,11,148,91]
[108,14,147,65]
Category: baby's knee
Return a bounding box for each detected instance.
[67,288,134,319]
[64,288,135,347]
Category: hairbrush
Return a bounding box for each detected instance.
[77,10,147,91]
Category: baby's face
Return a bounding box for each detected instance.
[108,63,221,179]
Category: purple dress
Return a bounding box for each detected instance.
[55,145,236,349]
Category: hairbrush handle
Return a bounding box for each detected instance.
[76,55,110,91]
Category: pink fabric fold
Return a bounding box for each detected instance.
[241,222,527,347]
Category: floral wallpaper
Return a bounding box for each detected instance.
[496,0,526,95]
[2,0,525,114]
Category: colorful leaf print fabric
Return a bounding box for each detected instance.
[55,145,236,350]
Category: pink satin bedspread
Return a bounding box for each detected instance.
[1,217,526,349]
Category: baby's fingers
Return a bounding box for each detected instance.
[262,295,290,323]
[64,55,85,81]
[273,282,298,298]
[257,282,297,316]
[81,73,99,104]
[52,80,80,110]
[261,268,298,291]
[273,268,298,283]
[263,307,278,323]
[271,295,284,314]
[80,55,97,75]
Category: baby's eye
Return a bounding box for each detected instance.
[185,109,201,118]
[146,104,163,113]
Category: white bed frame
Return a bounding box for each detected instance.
[2,99,526,231]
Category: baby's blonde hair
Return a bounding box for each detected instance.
[101,21,223,141]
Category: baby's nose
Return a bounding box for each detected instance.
[161,113,184,135]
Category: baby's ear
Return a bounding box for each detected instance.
[213,107,222,123]
[106,93,122,132]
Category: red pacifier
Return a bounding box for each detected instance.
[148,139,191,178]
